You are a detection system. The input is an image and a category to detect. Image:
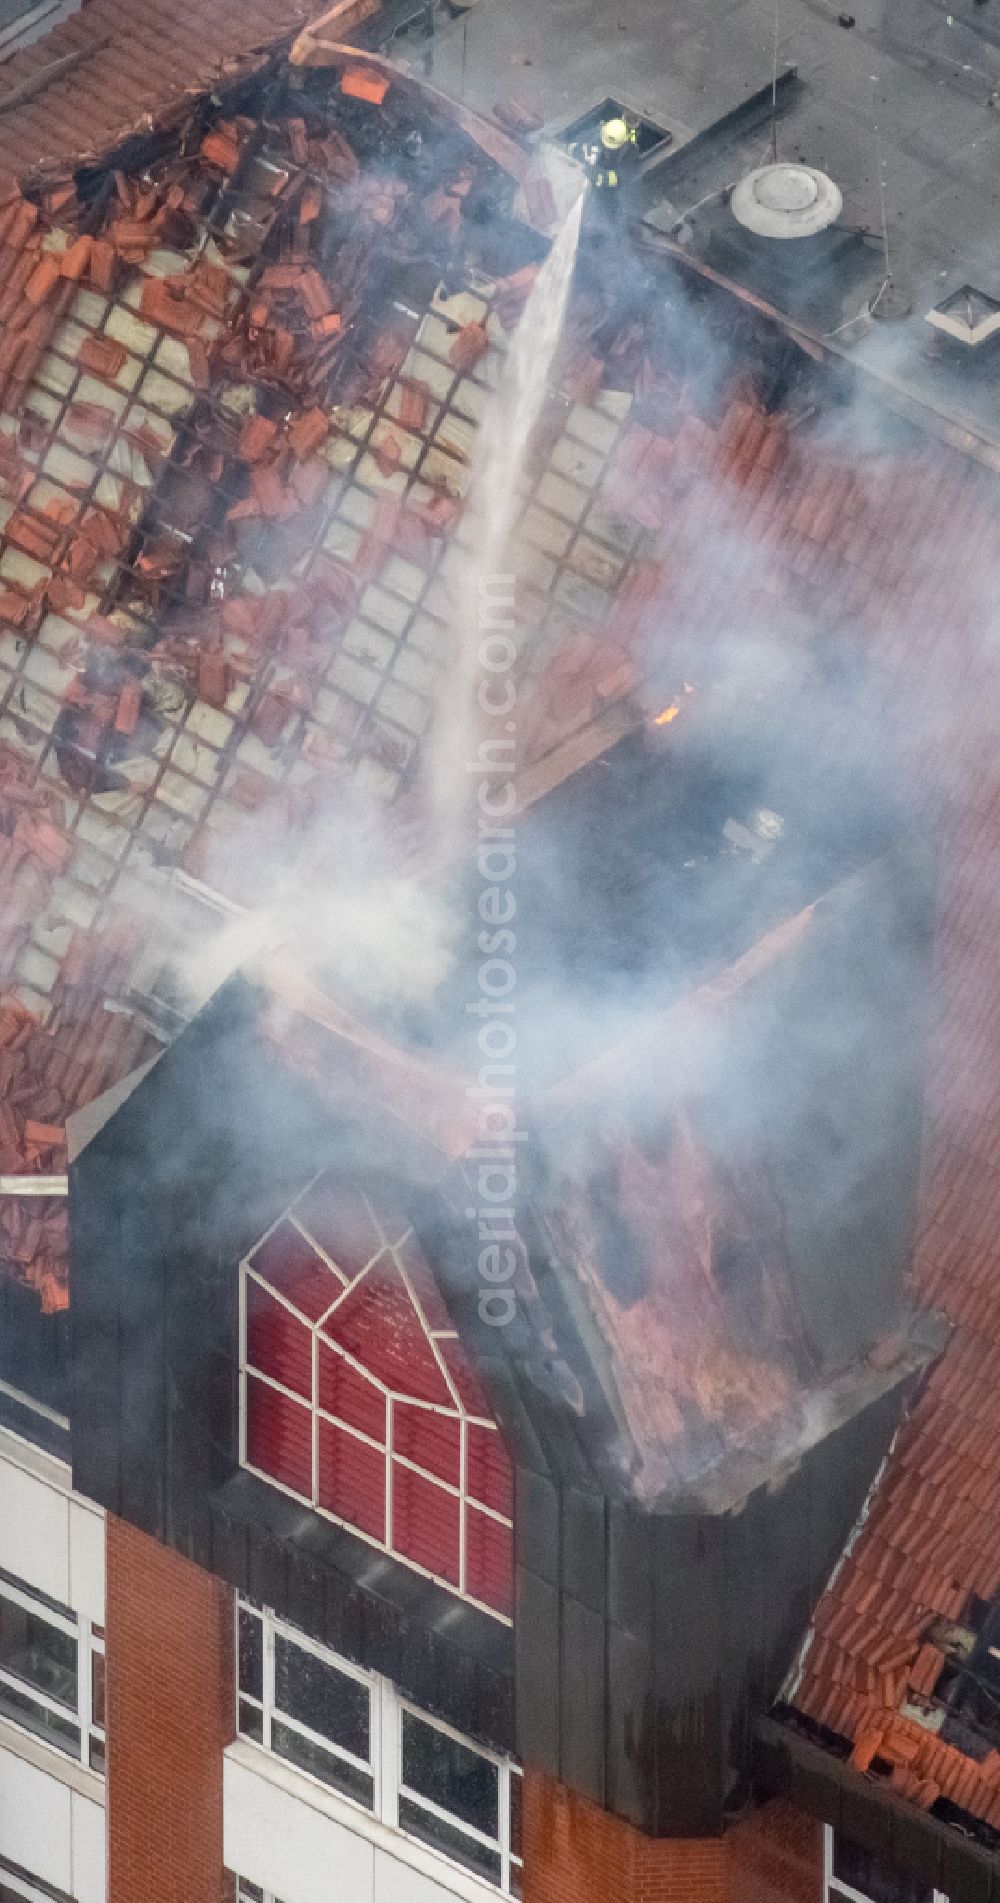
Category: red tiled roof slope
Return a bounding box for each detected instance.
[0,0,317,182]
[754,433,1000,1834]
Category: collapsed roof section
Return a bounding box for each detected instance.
[0,34,560,1315]
[0,22,828,1322]
[0,32,944,1523]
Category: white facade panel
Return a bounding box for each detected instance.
[373,1849,476,1903]
[70,1790,106,1903]
[0,1451,70,1604]
[0,1432,104,1624]
[225,1752,376,1903]
[68,1500,105,1627]
[0,1740,105,1901]
[0,1745,73,1890]
[0,1432,107,1899]
[225,1746,501,1903]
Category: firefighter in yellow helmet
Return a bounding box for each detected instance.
[571,114,638,191]
[594,115,637,189]
[569,113,640,242]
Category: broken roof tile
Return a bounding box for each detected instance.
[340,65,390,105]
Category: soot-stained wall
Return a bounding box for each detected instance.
[70,978,514,1754]
[513,1386,910,1838]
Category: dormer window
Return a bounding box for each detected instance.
[239,1170,513,1620]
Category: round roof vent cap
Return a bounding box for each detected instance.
[730,163,843,239]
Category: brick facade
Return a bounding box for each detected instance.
[726,1800,824,1903]
[523,1773,823,1903]
[107,1514,234,1903]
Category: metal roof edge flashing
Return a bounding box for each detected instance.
[754,1716,1000,1903]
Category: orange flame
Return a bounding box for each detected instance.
[653,703,680,726]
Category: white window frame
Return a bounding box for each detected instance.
[824,1826,948,1903]
[395,1692,522,1895]
[237,1600,522,1897]
[237,1185,513,1624]
[0,1569,105,1775]
[239,1602,380,1812]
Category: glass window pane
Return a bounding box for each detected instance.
[238,1697,264,1743]
[271,1717,374,1809]
[273,1633,370,1761]
[89,1729,106,1775]
[91,1650,105,1730]
[0,1592,77,1710]
[238,1608,263,1702]
[401,1709,499,1838]
[0,1676,80,1756]
[832,1834,933,1903]
[398,1794,502,1885]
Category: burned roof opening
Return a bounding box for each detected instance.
[381,693,914,1089]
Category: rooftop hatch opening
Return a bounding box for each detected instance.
[558,95,673,163]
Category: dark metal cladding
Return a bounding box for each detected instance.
[69,978,514,1756]
[514,1383,913,1838]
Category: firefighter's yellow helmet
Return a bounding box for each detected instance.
[601,117,631,152]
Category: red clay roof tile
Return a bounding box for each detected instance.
[0,0,320,183]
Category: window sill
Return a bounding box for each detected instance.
[0,1711,105,1804]
[0,1418,72,1491]
[224,1737,505,1903]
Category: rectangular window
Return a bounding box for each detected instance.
[0,1571,104,1774]
[826,1828,947,1903]
[237,1600,522,1895]
[237,1602,375,1810]
[400,1705,502,1885]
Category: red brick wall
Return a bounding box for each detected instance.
[107,1514,234,1903]
[726,1800,824,1903]
[523,1773,823,1903]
